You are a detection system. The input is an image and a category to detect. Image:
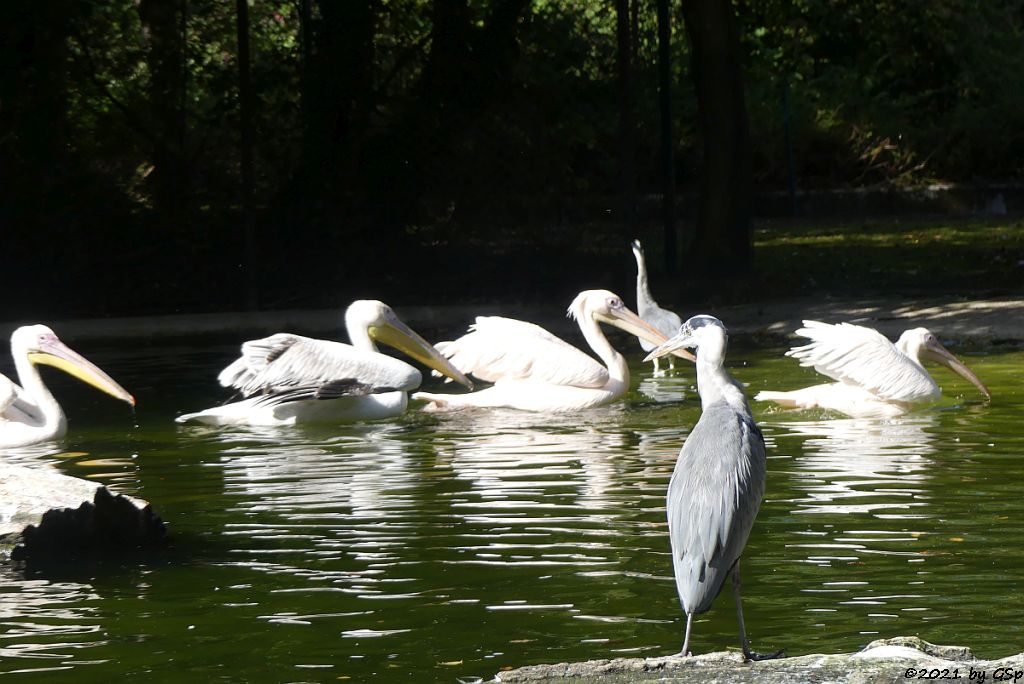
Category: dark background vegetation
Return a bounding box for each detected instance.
[3,0,1024,320]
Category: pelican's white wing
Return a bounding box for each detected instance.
[0,373,39,423]
[787,321,935,402]
[437,316,609,388]
[219,333,422,396]
[0,374,17,414]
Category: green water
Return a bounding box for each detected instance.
[1,335,1021,682]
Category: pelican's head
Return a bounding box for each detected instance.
[13,325,135,406]
[345,300,473,390]
[898,327,990,399]
[644,315,727,364]
[567,289,695,361]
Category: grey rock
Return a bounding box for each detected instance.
[0,463,165,562]
[494,636,1024,683]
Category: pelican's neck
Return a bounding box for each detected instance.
[896,333,927,370]
[346,320,378,353]
[13,350,63,427]
[579,314,629,385]
[695,340,749,414]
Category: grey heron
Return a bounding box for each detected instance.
[645,315,783,661]
[176,300,473,426]
[631,239,683,373]
[413,290,691,412]
[0,325,135,447]
[755,321,990,418]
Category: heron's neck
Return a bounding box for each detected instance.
[696,354,749,414]
[347,322,378,352]
[580,316,629,384]
[13,352,62,425]
[633,248,652,303]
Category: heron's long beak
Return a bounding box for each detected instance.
[28,340,136,406]
[596,308,696,362]
[371,319,474,390]
[921,339,991,399]
[643,325,696,363]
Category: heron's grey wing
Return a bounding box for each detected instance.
[788,321,934,402]
[638,307,683,353]
[633,242,683,352]
[218,333,421,396]
[436,316,609,388]
[667,403,766,615]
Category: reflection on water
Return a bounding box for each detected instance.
[0,443,72,470]
[1,343,1023,680]
[779,415,936,516]
[436,409,629,507]
[636,373,692,404]
[0,570,102,673]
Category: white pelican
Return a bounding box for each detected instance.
[755,321,991,418]
[412,289,693,412]
[176,300,473,426]
[1,325,135,448]
[632,239,683,373]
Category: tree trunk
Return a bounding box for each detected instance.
[137,0,188,220]
[680,0,754,278]
[615,0,637,231]
[657,0,677,274]
[302,1,375,196]
[364,0,529,234]
[236,0,258,309]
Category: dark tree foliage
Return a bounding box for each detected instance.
[2,0,1023,318]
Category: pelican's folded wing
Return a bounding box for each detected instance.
[0,373,39,424]
[0,374,16,415]
[436,316,609,388]
[218,333,421,396]
[787,321,933,402]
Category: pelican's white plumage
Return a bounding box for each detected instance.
[435,317,610,389]
[0,325,135,448]
[414,289,687,412]
[217,334,421,396]
[756,320,990,418]
[177,300,472,426]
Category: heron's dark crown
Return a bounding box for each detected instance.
[684,315,725,332]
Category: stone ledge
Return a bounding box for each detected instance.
[494,636,1024,683]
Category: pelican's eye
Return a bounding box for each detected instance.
[607,297,623,309]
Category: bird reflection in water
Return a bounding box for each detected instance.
[775,415,937,517]
[430,407,630,508]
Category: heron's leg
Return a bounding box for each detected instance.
[732,560,785,662]
[668,356,676,371]
[652,357,661,374]
[680,611,693,657]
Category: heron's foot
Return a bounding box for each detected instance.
[743,647,785,662]
[676,649,693,658]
